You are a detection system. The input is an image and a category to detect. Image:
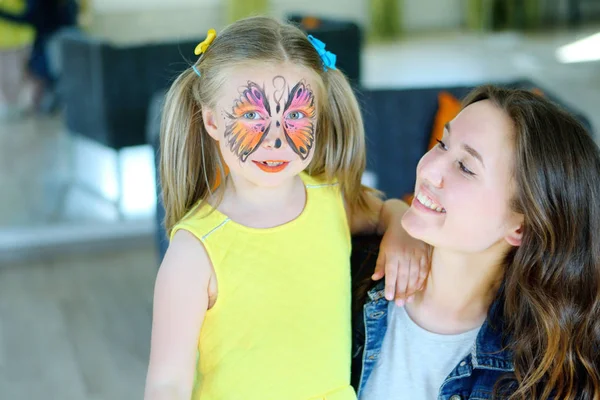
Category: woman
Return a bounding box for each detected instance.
[352,86,600,400]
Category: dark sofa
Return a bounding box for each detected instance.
[149,80,592,261]
[60,33,198,150]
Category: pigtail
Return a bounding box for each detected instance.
[159,68,225,235]
[310,69,381,219]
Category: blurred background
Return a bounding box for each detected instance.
[0,0,599,398]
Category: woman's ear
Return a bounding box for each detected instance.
[202,107,220,140]
[505,222,523,247]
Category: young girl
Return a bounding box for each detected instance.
[144,17,428,400]
[353,86,600,399]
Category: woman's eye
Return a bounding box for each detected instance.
[436,139,447,151]
[458,161,475,176]
[243,111,260,120]
[287,111,306,120]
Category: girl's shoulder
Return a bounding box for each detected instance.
[170,201,228,242]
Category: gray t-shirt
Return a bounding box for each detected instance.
[360,301,481,400]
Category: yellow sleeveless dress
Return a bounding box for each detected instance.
[171,173,355,400]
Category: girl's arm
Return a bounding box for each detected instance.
[347,194,429,306]
[144,230,214,400]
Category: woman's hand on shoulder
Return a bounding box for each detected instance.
[373,199,430,306]
[144,229,215,400]
[347,194,430,307]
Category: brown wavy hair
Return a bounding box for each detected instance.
[160,16,375,234]
[462,86,600,399]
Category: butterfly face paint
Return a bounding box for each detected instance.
[220,75,317,164]
[224,83,272,162]
[282,82,316,159]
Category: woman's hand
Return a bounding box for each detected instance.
[373,199,430,306]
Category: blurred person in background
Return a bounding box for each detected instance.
[0,0,78,114]
[0,0,34,120]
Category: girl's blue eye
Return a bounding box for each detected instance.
[243,111,261,120]
[287,111,305,120]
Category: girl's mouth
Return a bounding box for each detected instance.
[252,160,290,173]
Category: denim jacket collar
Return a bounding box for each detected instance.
[366,282,513,370]
[358,282,514,396]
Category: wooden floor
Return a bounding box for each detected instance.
[0,241,158,400]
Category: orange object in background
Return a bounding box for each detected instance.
[531,87,545,97]
[428,91,462,149]
[213,163,230,190]
[301,16,321,30]
[403,91,462,205]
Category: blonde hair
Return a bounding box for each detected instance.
[160,16,374,234]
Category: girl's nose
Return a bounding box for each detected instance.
[263,121,285,149]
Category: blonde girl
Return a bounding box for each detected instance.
[145,16,427,400]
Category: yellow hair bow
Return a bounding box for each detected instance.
[194,29,217,56]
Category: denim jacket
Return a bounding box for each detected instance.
[349,236,516,400]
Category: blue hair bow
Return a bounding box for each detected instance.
[307,35,337,71]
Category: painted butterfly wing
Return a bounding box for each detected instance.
[282,82,316,160]
[224,83,272,162]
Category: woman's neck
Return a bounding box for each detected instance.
[406,247,506,335]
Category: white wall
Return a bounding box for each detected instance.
[91,0,218,14]
[86,0,465,44]
[271,0,464,31]
[87,0,223,44]
[270,0,368,25]
[402,0,463,31]
[92,0,367,25]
